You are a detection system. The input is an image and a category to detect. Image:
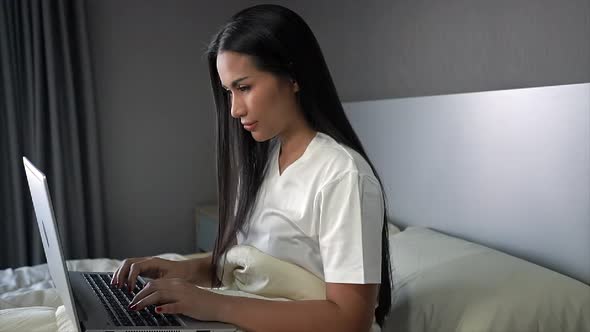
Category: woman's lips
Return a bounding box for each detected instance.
[243,121,258,131]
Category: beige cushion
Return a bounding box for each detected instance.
[218,245,326,301]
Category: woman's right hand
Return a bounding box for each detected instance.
[111,256,197,291]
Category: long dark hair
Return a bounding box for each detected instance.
[206,4,392,327]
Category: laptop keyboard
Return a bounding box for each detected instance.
[83,273,181,327]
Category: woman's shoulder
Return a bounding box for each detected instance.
[312,132,377,181]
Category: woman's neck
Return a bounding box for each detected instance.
[277,123,317,164]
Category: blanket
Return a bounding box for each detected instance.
[215,245,380,331]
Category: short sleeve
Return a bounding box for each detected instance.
[317,171,383,284]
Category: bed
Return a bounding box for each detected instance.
[2,83,589,331]
[1,223,589,332]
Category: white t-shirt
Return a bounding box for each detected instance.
[237,132,384,284]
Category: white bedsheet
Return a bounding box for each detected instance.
[0,254,184,332]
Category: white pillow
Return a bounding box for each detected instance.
[384,226,590,332]
[388,222,401,236]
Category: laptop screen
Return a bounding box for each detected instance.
[23,157,82,332]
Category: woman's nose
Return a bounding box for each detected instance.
[230,94,246,118]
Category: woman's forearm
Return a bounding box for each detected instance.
[187,255,214,287]
[213,294,370,332]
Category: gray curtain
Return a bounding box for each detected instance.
[0,0,107,268]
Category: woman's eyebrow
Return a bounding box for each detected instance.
[221,76,250,89]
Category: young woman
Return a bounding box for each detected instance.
[112,4,392,331]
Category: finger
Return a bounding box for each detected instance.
[131,257,165,291]
[122,257,151,288]
[130,290,165,311]
[112,260,132,287]
[129,280,157,307]
[127,261,150,292]
[115,258,139,288]
[110,266,121,286]
[111,260,130,286]
[155,303,182,315]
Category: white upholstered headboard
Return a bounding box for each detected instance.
[343,83,590,285]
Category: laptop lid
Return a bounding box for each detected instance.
[23,156,82,332]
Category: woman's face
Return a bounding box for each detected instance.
[216,51,300,142]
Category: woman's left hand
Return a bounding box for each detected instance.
[128,278,222,322]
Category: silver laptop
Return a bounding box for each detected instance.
[23,156,237,332]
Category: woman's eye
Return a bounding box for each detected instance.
[238,86,250,92]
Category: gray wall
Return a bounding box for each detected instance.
[86,0,590,259]
[344,83,590,284]
[86,0,246,258]
[296,0,590,101]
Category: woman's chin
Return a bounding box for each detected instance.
[250,131,267,142]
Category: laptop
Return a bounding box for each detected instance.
[23,156,237,332]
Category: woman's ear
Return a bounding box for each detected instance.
[292,80,300,93]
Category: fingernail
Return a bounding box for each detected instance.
[155,306,162,313]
